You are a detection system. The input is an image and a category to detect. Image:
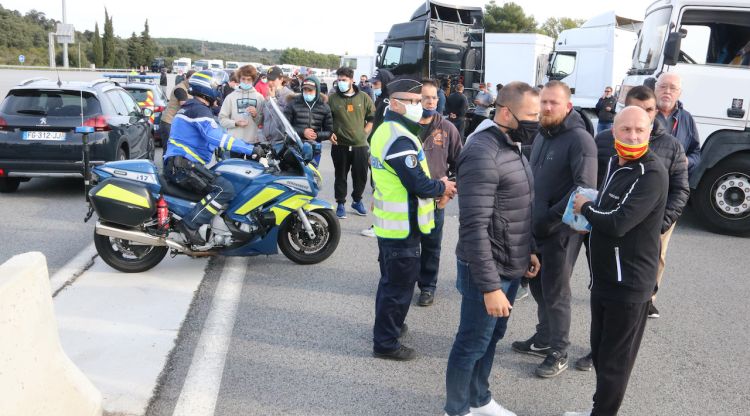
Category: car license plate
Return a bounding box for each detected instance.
[23,131,66,141]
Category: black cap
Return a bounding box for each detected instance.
[386,78,422,94]
[266,66,283,81]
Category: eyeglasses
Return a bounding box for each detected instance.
[656,84,681,92]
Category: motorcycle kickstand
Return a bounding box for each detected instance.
[296,208,316,239]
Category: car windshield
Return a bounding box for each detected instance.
[124,88,155,103]
[631,6,673,74]
[1,89,101,117]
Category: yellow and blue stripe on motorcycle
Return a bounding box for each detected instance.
[94,183,151,208]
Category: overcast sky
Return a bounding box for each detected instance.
[4,0,654,55]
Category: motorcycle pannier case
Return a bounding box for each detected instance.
[89,178,156,227]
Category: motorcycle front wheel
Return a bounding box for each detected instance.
[278,208,340,265]
[94,232,168,273]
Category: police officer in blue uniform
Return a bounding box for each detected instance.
[163,70,266,244]
[370,78,457,361]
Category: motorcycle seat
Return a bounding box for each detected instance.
[158,174,203,202]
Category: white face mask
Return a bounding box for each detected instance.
[395,99,423,123]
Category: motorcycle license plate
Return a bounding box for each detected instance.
[23,131,66,141]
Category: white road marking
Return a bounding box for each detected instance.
[172,257,247,416]
[49,242,97,296]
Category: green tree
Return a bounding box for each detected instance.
[127,32,142,67]
[92,22,103,68]
[538,17,585,39]
[140,19,155,65]
[484,0,537,33]
[102,9,115,67]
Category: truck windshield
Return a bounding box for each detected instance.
[548,52,576,80]
[631,6,672,74]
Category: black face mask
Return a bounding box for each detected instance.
[502,110,539,145]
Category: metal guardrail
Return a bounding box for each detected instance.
[0,65,131,72]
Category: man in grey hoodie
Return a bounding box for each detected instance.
[511,81,597,379]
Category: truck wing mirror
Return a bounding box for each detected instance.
[663,30,686,66]
[377,45,383,54]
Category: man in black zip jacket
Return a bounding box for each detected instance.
[567,106,668,416]
[574,85,690,372]
[511,81,597,379]
[284,75,335,166]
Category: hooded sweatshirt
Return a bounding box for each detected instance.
[328,83,376,147]
[528,110,598,239]
[219,85,265,144]
[418,113,463,179]
[284,76,333,142]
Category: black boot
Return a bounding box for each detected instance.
[176,221,205,245]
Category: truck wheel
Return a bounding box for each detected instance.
[695,156,750,234]
[0,177,21,193]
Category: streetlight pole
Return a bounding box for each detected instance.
[62,0,69,68]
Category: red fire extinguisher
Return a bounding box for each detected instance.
[157,195,169,231]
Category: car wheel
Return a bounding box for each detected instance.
[0,177,21,193]
[694,155,750,234]
[117,147,128,161]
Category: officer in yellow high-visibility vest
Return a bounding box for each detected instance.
[370,78,457,361]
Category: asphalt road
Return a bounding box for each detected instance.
[145,145,750,416]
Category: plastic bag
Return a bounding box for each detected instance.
[562,186,599,232]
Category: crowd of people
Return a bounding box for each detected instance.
[160,62,702,415]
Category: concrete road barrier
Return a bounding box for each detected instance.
[0,252,102,416]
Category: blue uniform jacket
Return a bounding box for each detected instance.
[381,111,445,213]
[164,99,255,164]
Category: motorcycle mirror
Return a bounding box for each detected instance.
[142,108,154,118]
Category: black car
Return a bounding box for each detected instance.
[121,82,168,145]
[0,77,154,193]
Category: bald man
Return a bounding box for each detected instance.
[565,106,668,416]
[655,72,701,178]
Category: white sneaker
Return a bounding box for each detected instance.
[471,399,517,416]
[444,413,476,416]
[360,226,376,237]
[562,412,591,416]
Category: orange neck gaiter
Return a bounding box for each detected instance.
[614,138,649,161]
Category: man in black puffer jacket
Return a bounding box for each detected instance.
[444,82,540,416]
[567,106,668,416]
[512,81,597,379]
[284,75,334,166]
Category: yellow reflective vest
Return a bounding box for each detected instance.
[370,121,435,239]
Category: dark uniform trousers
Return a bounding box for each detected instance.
[528,228,583,354]
[590,293,650,416]
[417,207,445,294]
[373,217,422,353]
[164,156,235,230]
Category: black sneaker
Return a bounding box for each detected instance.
[648,302,660,319]
[511,336,551,358]
[417,290,435,306]
[575,352,593,371]
[373,345,417,361]
[535,350,569,378]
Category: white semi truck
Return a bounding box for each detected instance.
[546,11,641,115]
[619,0,750,234]
[485,33,553,87]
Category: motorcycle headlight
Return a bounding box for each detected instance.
[309,165,323,189]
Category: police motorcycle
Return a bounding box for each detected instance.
[82,98,340,273]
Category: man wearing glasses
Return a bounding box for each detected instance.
[655,72,701,178]
[595,86,617,134]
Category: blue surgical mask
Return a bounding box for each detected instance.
[303,93,316,103]
[422,108,438,118]
[373,88,382,97]
[337,80,350,92]
[239,83,252,90]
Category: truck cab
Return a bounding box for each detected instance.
[546,12,640,113]
[620,0,750,234]
[376,1,484,97]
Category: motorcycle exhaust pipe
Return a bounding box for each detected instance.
[95,222,207,255]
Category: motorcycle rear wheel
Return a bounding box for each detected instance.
[278,208,340,265]
[94,231,168,273]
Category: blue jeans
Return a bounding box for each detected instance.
[444,259,520,416]
[418,207,444,293]
[597,121,613,135]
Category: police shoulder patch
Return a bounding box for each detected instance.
[405,154,418,168]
